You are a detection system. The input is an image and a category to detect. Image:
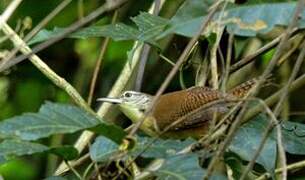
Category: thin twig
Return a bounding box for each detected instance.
[0,0,23,24]
[273,39,305,115]
[229,28,298,73]
[65,160,83,180]
[0,21,93,113]
[210,0,229,89]
[134,0,161,91]
[1,0,72,66]
[159,54,175,66]
[245,73,305,121]
[256,159,305,180]
[87,10,118,105]
[277,34,304,65]
[239,2,305,178]
[241,38,305,178]
[221,33,234,91]
[276,121,287,180]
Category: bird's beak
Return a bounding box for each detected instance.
[97,97,123,104]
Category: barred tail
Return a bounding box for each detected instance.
[228,75,272,98]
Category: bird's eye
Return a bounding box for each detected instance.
[124,92,132,98]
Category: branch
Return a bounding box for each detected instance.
[256,159,305,180]
[0,21,93,113]
[0,0,23,24]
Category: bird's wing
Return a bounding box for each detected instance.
[168,103,229,130]
[167,87,229,130]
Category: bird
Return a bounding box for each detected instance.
[98,78,263,139]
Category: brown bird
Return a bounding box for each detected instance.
[98,78,261,139]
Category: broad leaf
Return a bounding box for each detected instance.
[131,12,168,42]
[0,140,49,162]
[154,154,225,180]
[48,146,79,160]
[28,28,64,45]
[132,137,195,158]
[281,120,305,155]
[0,102,125,143]
[90,136,119,162]
[229,115,276,172]
[0,140,79,163]
[170,0,212,23]
[71,23,140,41]
[161,2,305,38]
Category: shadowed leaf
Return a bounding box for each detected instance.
[0,102,125,143]
[90,136,119,162]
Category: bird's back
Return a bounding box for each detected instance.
[152,78,260,134]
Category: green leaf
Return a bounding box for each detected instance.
[0,140,49,161]
[131,12,168,42]
[28,24,139,45]
[48,146,79,161]
[0,140,80,162]
[28,28,64,45]
[0,102,125,143]
[132,137,195,158]
[71,23,140,41]
[89,124,127,144]
[230,113,305,171]
[166,2,304,38]
[281,120,305,155]
[90,136,119,162]
[171,0,212,23]
[229,115,276,172]
[154,154,225,180]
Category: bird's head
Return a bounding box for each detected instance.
[98,91,152,111]
[97,91,156,135]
